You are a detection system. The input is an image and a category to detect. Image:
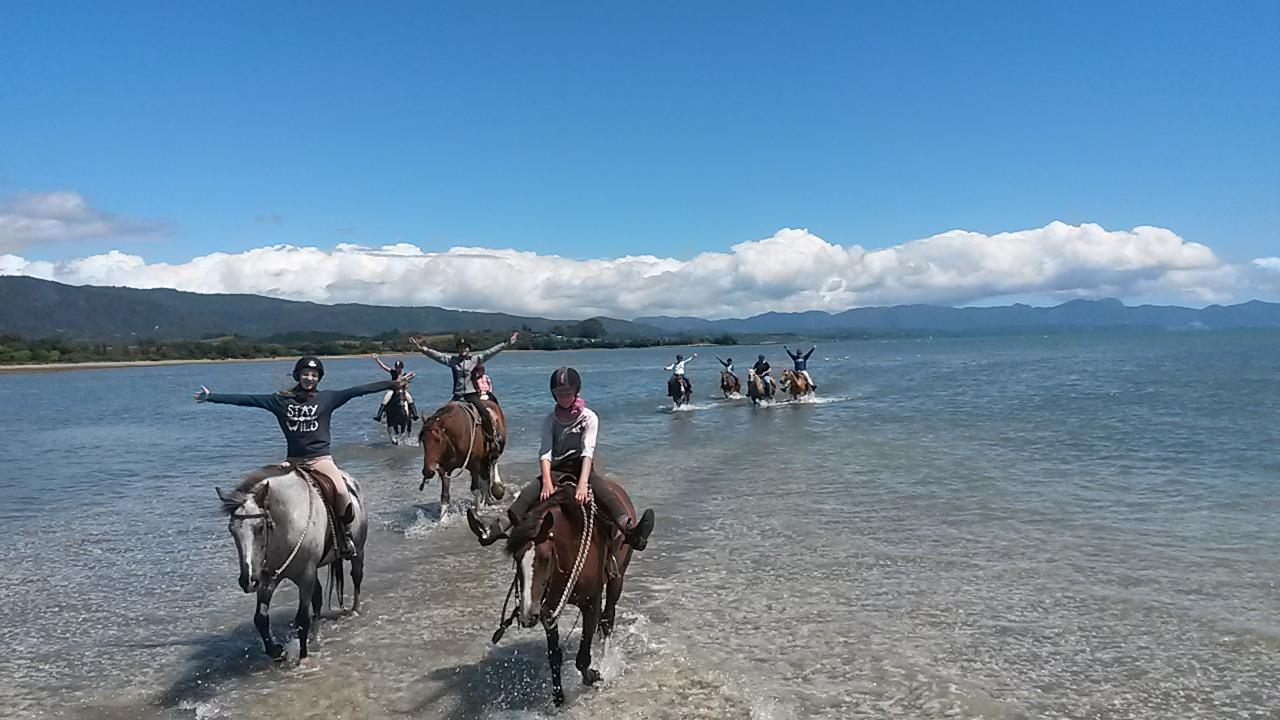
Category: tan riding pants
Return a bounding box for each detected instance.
[288,455,351,514]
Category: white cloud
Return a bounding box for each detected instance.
[1,221,1276,317]
[0,191,169,251]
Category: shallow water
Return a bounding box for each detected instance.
[1,332,1278,719]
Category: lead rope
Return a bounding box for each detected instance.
[548,489,594,623]
[264,475,315,580]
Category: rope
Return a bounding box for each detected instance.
[264,473,315,580]
[548,488,594,623]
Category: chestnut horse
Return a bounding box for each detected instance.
[782,369,814,399]
[745,369,775,406]
[497,479,635,706]
[418,400,507,511]
[720,370,740,398]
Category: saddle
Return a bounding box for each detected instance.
[450,400,504,457]
[289,464,356,543]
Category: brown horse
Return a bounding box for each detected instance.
[418,400,507,511]
[720,370,740,398]
[782,369,814,399]
[499,479,635,706]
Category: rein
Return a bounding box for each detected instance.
[231,474,317,581]
[489,487,596,643]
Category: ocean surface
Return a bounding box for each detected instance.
[1,332,1278,720]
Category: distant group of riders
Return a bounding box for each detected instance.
[199,332,675,703]
[666,344,820,406]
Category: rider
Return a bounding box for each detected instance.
[783,345,818,391]
[467,367,655,551]
[665,352,697,397]
[473,362,496,402]
[195,356,413,559]
[372,354,418,421]
[716,355,738,384]
[410,332,518,458]
[752,353,775,393]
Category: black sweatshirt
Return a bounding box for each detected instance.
[207,381,393,458]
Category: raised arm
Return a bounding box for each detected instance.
[477,332,519,363]
[330,379,399,409]
[372,354,393,373]
[804,346,816,360]
[409,336,451,365]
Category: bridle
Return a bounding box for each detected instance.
[228,478,316,580]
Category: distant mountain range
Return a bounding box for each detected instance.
[2,276,1278,341]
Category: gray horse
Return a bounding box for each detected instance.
[215,465,367,661]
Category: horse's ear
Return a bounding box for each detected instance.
[253,482,270,507]
[534,513,555,544]
[215,487,231,503]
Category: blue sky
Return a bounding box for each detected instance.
[0,1,1277,316]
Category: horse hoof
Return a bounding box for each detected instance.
[266,644,284,660]
[582,668,601,686]
[553,690,565,706]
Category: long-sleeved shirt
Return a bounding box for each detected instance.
[717,358,734,372]
[664,357,694,375]
[418,342,509,397]
[752,360,772,377]
[207,381,394,458]
[538,408,599,465]
[785,347,815,371]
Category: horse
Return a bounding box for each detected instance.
[667,374,692,407]
[215,464,367,661]
[419,399,507,512]
[782,369,814,400]
[384,385,413,445]
[745,369,775,406]
[720,370,740,398]
[496,480,635,706]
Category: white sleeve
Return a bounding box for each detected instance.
[538,414,555,462]
[580,411,599,458]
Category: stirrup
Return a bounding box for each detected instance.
[339,532,358,560]
[607,553,621,579]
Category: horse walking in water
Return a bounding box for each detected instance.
[745,369,775,406]
[215,465,367,661]
[384,384,414,445]
[781,369,814,400]
[667,375,692,407]
[495,479,636,706]
[720,370,740,398]
[419,399,507,511]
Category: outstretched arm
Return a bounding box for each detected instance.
[198,387,278,411]
[372,354,393,373]
[330,378,403,409]
[804,346,816,360]
[477,332,519,363]
[409,336,451,365]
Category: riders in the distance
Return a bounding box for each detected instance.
[195,356,414,559]
[752,353,776,394]
[665,352,696,398]
[372,354,418,421]
[784,345,818,392]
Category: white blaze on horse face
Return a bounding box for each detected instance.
[517,547,536,625]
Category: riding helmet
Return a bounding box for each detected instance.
[549,366,582,394]
[293,356,324,380]
[456,337,471,350]
[393,359,405,370]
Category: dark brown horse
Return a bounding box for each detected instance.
[419,400,507,510]
[500,480,635,705]
[720,370,740,398]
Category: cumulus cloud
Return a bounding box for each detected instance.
[1,222,1276,317]
[0,191,169,251]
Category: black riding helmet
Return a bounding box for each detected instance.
[393,359,405,370]
[549,366,582,394]
[757,354,765,361]
[293,356,324,381]
[456,337,472,351]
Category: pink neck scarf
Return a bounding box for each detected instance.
[555,396,586,422]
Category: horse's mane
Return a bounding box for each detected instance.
[504,484,582,558]
[217,464,294,515]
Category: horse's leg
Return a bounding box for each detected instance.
[600,571,625,658]
[311,576,323,618]
[295,571,317,661]
[470,466,485,510]
[545,621,565,706]
[490,462,505,501]
[255,585,283,659]
[576,596,603,686]
[350,551,364,614]
[439,471,451,510]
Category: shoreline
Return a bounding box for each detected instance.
[0,354,377,374]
